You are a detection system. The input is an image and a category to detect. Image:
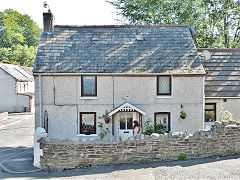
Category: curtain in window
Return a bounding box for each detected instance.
[205,104,216,122]
[155,113,169,132]
[83,76,95,95]
[158,76,170,94]
[81,113,95,134]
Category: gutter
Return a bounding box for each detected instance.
[205,97,240,99]
[39,75,42,128]
[33,72,206,76]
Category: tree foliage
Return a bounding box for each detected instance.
[107,0,240,48]
[0,9,41,66]
[0,45,38,67]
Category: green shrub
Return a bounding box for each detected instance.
[143,118,166,135]
[156,129,165,134]
[143,128,155,135]
[177,154,187,161]
[99,132,105,139]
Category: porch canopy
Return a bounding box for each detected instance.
[108,102,146,116]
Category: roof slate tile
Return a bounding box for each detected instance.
[33,26,205,74]
[199,48,240,97]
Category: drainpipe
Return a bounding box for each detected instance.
[112,76,115,109]
[39,75,42,128]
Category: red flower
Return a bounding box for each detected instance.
[90,128,93,130]
[85,128,87,130]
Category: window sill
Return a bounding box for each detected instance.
[156,96,172,99]
[80,97,98,100]
[77,134,98,137]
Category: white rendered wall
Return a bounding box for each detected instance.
[16,81,34,94]
[205,98,240,121]
[0,69,29,112]
[35,75,205,139]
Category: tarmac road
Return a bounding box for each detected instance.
[1,113,240,180]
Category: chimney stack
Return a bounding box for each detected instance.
[43,11,54,32]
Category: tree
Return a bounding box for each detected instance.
[0,45,37,67]
[0,9,41,48]
[107,0,240,48]
[0,9,41,66]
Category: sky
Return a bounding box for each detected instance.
[0,0,121,28]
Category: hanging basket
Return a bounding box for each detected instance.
[180,111,187,119]
[180,114,186,119]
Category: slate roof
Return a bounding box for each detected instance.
[33,25,205,74]
[198,48,240,97]
[0,63,33,82]
[20,66,33,76]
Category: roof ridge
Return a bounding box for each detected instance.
[54,24,189,28]
[198,48,240,52]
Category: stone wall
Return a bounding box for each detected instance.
[0,112,8,122]
[39,121,240,171]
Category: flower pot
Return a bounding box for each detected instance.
[85,132,91,135]
[180,115,186,119]
[104,118,110,124]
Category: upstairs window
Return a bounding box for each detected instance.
[81,76,97,97]
[157,75,171,95]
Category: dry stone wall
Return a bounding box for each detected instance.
[40,121,240,171]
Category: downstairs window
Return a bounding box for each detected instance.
[154,112,171,133]
[79,112,96,134]
[205,103,216,122]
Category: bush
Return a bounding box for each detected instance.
[156,129,165,134]
[177,154,187,161]
[143,118,165,135]
[143,118,155,135]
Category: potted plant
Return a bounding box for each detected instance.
[83,126,94,135]
[180,111,187,119]
[99,110,110,124]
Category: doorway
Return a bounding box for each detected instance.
[117,112,137,137]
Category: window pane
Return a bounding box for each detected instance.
[120,118,126,130]
[81,113,95,134]
[205,111,215,122]
[205,105,214,110]
[158,76,170,94]
[127,117,133,129]
[83,76,95,95]
[155,113,169,132]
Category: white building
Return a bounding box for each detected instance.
[33,12,206,139]
[198,48,240,128]
[0,63,34,113]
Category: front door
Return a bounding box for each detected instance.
[118,112,133,137]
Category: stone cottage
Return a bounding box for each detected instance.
[33,12,206,139]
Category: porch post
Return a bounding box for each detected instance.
[112,115,114,136]
[140,114,143,128]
